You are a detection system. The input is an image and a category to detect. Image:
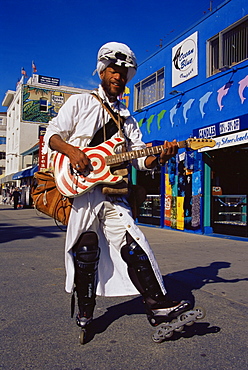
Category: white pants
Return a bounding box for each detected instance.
[65,192,166,297]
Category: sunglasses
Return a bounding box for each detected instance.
[99,50,137,68]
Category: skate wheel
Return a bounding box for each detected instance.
[152,324,173,342]
[185,320,194,326]
[164,328,173,338]
[174,325,184,332]
[79,328,87,345]
[180,313,194,327]
[152,332,164,343]
[195,306,206,320]
[171,319,184,332]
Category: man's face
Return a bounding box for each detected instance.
[100,63,128,100]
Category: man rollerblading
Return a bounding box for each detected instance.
[44,41,206,344]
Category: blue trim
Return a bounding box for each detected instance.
[30,165,38,176]
[204,226,213,234]
[137,222,247,241]
[12,165,38,180]
[204,233,248,242]
[160,165,165,228]
[21,144,39,156]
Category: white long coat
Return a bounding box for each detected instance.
[44,85,166,297]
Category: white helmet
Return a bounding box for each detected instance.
[95,42,137,83]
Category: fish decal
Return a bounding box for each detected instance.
[138,118,146,128]
[217,81,233,111]
[147,115,155,134]
[238,75,248,104]
[157,110,166,130]
[199,91,212,118]
[170,105,179,127]
[183,99,195,123]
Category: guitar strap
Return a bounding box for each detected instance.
[91,92,123,122]
[90,92,129,195]
[88,118,119,147]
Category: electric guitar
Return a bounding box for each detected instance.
[53,137,216,198]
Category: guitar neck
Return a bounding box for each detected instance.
[105,140,188,166]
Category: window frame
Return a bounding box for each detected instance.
[207,15,248,76]
[134,68,165,111]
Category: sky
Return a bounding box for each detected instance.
[0,0,225,112]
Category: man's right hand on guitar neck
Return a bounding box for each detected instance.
[145,139,178,169]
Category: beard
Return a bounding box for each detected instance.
[101,78,125,102]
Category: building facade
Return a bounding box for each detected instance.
[0,112,7,203]
[128,0,248,237]
[0,113,7,178]
[1,74,89,206]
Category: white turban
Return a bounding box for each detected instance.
[95,42,137,83]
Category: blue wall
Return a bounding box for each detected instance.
[128,0,248,235]
[129,0,248,144]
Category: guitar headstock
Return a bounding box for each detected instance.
[186,137,216,150]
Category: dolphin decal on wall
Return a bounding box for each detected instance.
[170,104,179,127]
[199,91,212,118]
[183,99,195,123]
[217,81,233,111]
[157,110,166,130]
[147,115,155,134]
[238,75,248,104]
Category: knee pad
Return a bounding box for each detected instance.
[73,232,100,317]
[121,232,149,267]
[73,231,100,272]
[121,233,163,301]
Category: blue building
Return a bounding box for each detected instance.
[128,0,248,237]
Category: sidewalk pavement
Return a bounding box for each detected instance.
[1,204,247,306]
[139,223,248,307]
[1,204,248,369]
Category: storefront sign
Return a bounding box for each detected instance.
[51,94,64,105]
[198,129,248,152]
[38,75,60,86]
[219,119,240,134]
[198,125,216,139]
[39,125,46,137]
[39,135,48,171]
[172,32,198,87]
[198,119,239,139]
[193,114,248,139]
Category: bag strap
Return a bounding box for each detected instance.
[88,119,119,147]
[91,92,125,138]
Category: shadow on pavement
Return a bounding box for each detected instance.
[81,261,248,343]
[0,223,63,243]
[163,261,248,305]
[83,295,219,344]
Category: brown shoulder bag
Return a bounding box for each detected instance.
[31,171,73,225]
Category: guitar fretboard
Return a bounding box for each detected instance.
[105,140,188,165]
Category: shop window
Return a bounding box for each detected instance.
[208,15,248,76]
[134,68,164,111]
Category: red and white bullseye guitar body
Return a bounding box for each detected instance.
[52,136,216,198]
[53,137,125,198]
